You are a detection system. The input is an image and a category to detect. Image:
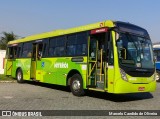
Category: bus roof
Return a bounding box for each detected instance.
[8,20,115,44]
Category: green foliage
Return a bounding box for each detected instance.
[0,32,18,50]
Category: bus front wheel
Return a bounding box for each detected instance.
[70,74,85,96]
[16,69,24,83]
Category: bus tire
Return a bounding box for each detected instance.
[156,70,160,82]
[16,69,24,83]
[70,74,85,96]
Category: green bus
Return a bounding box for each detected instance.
[4,20,156,96]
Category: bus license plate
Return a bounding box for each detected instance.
[138,87,145,91]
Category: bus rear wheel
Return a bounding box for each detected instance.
[70,74,85,96]
[16,69,24,83]
[156,71,160,82]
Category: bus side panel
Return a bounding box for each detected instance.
[107,66,115,92]
[108,31,119,93]
[11,60,18,78]
[40,57,87,87]
[4,59,8,75]
[40,58,57,84]
[5,59,13,76]
[80,57,88,89]
[16,58,31,80]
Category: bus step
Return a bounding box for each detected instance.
[31,78,40,82]
[96,81,104,89]
[96,75,104,81]
[88,88,105,92]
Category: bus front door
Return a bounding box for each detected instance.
[88,33,108,90]
[30,43,43,81]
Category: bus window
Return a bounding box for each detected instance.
[49,36,65,57]
[16,44,22,58]
[108,41,114,65]
[6,47,13,59]
[6,46,18,59]
[42,39,49,57]
[21,42,32,58]
[67,32,87,56]
[54,46,65,56]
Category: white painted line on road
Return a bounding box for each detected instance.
[0,81,16,83]
[3,96,13,99]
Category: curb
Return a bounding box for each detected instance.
[0,80,17,83]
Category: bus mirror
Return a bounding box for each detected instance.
[121,48,126,59]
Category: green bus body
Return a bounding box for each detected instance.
[4,20,156,95]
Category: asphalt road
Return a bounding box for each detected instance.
[0,81,159,119]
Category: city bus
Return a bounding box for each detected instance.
[153,45,160,82]
[4,20,156,96]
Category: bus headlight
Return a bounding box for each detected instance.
[120,69,128,81]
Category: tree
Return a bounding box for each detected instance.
[0,32,18,50]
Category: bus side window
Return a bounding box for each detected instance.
[21,42,32,58]
[6,47,10,59]
[6,47,14,59]
[42,39,49,57]
[67,32,87,56]
[14,47,18,58]
[49,36,65,57]
[6,46,20,59]
[16,44,22,58]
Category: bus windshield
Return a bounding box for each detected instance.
[116,33,154,69]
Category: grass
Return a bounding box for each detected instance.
[0,74,15,81]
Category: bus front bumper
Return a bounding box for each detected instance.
[112,79,156,94]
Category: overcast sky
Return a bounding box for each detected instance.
[0,0,159,42]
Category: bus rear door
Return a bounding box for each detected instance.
[30,42,43,81]
[5,45,18,76]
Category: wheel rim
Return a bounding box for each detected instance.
[72,79,81,92]
[17,72,21,81]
